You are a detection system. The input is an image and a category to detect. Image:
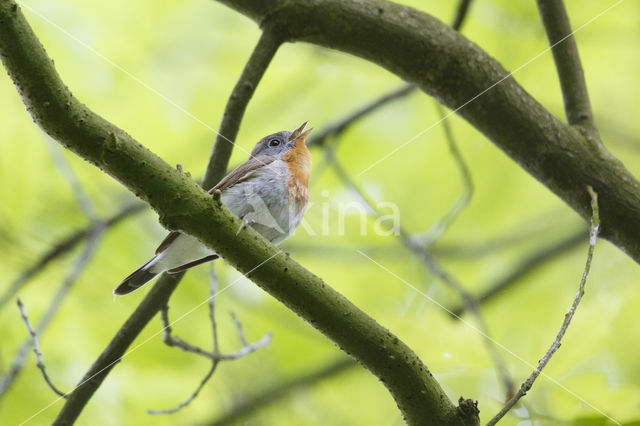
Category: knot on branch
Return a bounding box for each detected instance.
[457,397,480,424]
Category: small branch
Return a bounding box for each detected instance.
[208,357,357,426]
[209,267,221,354]
[216,333,272,361]
[536,0,595,131]
[306,84,416,148]
[486,187,600,426]
[229,311,248,347]
[0,202,143,311]
[53,272,185,424]
[0,197,104,399]
[450,229,587,317]
[451,0,473,32]
[202,29,282,189]
[160,305,214,359]
[150,268,271,415]
[148,364,218,416]
[16,298,66,398]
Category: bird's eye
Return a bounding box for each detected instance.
[268,139,280,147]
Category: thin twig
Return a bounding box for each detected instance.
[148,364,218,416]
[159,305,214,359]
[209,267,220,355]
[149,268,271,415]
[229,311,248,347]
[486,186,600,426]
[536,0,595,131]
[451,0,473,31]
[305,0,473,152]
[0,190,104,398]
[15,298,67,398]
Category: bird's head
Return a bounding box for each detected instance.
[250,121,312,158]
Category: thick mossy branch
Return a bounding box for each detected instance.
[217,0,640,265]
[0,2,476,425]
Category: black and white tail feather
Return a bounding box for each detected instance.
[113,232,219,295]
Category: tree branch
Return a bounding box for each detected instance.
[486,187,600,425]
[202,29,282,189]
[215,0,640,267]
[0,225,103,398]
[0,2,476,425]
[451,0,473,32]
[536,0,595,131]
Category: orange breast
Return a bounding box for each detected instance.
[282,140,311,205]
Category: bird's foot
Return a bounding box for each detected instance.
[236,218,256,235]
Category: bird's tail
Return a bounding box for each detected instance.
[113,257,160,295]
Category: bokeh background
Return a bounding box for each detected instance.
[1,0,639,424]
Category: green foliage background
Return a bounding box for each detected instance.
[1,0,639,424]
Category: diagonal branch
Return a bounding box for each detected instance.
[15,298,67,398]
[0,226,103,398]
[486,187,601,425]
[0,3,477,425]
[536,0,596,131]
[202,29,282,189]
[451,0,473,32]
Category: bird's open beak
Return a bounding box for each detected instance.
[289,121,313,144]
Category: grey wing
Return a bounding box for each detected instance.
[153,156,276,255]
[210,155,277,193]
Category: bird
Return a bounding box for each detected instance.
[113,122,312,295]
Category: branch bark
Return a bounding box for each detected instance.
[202,29,282,189]
[215,0,640,266]
[536,0,595,132]
[0,2,476,425]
